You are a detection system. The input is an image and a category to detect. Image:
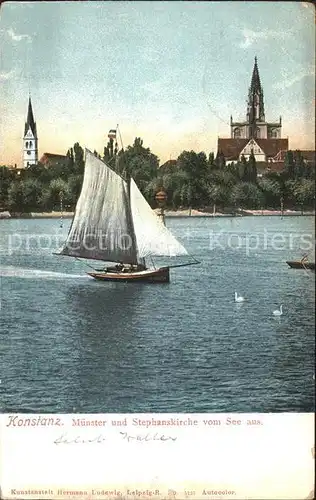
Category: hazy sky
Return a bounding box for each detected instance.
[0,1,315,166]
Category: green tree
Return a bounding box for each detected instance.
[230,182,264,209]
[0,166,16,209]
[21,162,52,184]
[73,142,85,175]
[180,182,194,207]
[207,184,229,209]
[117,137,159,194]
[21,179,43,212]
[163,170,189,208]
[66,147,74,166]
[292,179,315,210]
[215,150,226,169]
[208,152,215,166]
[177,150,208,180]
[284,180,298,208]
[248,151,257,183]
[7,180,25,212]
[103,137,118,165]
[176,150,209,206]
[209,170,237,190]
[258,178,281,208]
[237,155,248,181]
[67,174,83,208]
[40,178,72,211]
[293,150,306,179]
[284,150,294,178]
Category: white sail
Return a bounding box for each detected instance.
[130,178,188,258]
[58,150,138,263]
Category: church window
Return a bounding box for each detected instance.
[256,127,260,138]
[29,141,33,148]
[26,141,29,148]
[234,128,241,138]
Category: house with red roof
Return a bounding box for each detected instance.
[40,153,68,167]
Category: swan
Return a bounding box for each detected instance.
[235,292,245,302]
[273,305,283,316]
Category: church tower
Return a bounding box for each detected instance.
[247,56,265,138]
[230,57,282,140]
[218,57,288,165]
[23,97,38,168]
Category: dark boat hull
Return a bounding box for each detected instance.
[87,267,170,283]
[286,261,315,270]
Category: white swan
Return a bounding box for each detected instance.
[235,292,245,302]
[273,305,283,316]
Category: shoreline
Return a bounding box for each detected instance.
[0,209,315,219]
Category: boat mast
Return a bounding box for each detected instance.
[117,124,139,266]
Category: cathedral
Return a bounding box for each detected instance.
[217,57,288,164]
[23,97,38,168]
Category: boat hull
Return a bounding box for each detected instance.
[87,267,170,283]
[286,260,315,270]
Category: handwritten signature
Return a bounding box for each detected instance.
[54,433,106,445]
[53,432,177,445]
[119,432,177,443]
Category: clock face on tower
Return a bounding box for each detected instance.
[27,151,31,155]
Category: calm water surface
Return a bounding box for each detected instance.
[0,216,315,413]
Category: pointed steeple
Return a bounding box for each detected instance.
[246,56,265,136]
[24,97,37,136]
[23,95,38,168]
[250,56,262,94]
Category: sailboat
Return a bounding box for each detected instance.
[56,149,199,283]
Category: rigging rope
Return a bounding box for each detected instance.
[75,257,97,271]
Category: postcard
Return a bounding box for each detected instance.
[0,412,315,499]
[0,1,315,499]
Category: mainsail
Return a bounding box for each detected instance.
[58,149,188,264]
[58,150,138,263]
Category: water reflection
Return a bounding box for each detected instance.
[63,282,150,412]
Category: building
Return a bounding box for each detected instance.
[23,97,38,168]
[217,57,288,164]
[159,159,177,173]
[40,153,68,168]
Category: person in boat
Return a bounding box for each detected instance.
[136,263,146,271]
[115,262,124,272]
[122,264,131,273]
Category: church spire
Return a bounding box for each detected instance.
[250,57,262,93]
[24,96,37,136]
[247,56,265,137]
[23,96,38,168]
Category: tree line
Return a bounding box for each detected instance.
[0,139,315,213]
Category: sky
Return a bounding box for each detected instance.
[0,0,315,166]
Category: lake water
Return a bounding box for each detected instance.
[0,215,315,413]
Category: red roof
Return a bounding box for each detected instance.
[217,139,248,160]
[217,138,289,160]
[40,153,68,165]
[256,138,288,157]
[41,153,67,160]
[159,159,177,171]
